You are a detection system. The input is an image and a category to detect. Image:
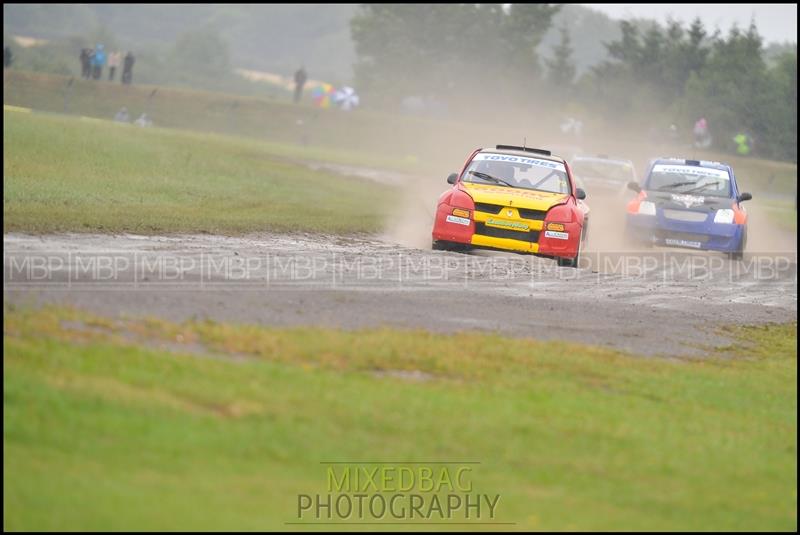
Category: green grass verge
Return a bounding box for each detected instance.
[2,70,455,170]
[4,305,797,530]
[3,110,393,234]
[717,153,798,197]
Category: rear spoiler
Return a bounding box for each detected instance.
[495,144,551,156]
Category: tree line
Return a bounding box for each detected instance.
[350,5,797,162]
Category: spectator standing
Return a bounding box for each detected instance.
[91,44,106,80]
[122,51,135,84]
[80,48,91,78]
[734,132,752,156]
[107,51,121,81]
[293,66,307,104]
[693,117,712,149]
[4,46,12,69]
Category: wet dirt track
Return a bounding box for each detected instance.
[4,232,796,357]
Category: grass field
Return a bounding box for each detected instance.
[761,198,798,233]
[3,305,797,531]
[3,110,394,234]
[2,70,467,170]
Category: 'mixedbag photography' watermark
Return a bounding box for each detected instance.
[289,462,510,526]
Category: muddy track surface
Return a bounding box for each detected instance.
[4,232,796,357]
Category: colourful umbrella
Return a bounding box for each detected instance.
[311,83,335,108]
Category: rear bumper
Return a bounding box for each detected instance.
[625,213,744,252]
[433,204,581,258]
[470,233,540,253]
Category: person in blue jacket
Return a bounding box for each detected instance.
[91,44,106,80]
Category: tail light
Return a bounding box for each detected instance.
[449,188,475,212]
[627,190,648,214]
[544,203,574,223]
[732,201,747,224]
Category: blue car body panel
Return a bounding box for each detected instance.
[626,212,745,252]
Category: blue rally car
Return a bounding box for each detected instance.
[624,158,752,259]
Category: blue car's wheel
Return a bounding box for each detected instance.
[728,227,747,261]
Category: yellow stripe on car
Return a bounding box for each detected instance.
[471,234,539,253]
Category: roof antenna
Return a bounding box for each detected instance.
[523,136,527,150]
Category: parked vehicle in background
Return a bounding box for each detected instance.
[570,155,636,198]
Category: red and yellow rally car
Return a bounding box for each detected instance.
[431,145,589,267]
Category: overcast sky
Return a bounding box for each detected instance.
[581,3,798,44]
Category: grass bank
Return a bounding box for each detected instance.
[4,305,796,530]
[3,110,392,235]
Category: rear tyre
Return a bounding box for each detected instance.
[556,228,583,268]
[432,240,469,252]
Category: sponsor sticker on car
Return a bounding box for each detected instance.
[544,230,569,240]
[472,153,567,173]
[670,193,705,208]
[665,238,702,249]
[445,215,470,226]
[652,164,730,180]
[486,218,530,231]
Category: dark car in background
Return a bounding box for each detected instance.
[570,155,636,198]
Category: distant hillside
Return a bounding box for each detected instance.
[3,4,357,82]
[3,4,636,82]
